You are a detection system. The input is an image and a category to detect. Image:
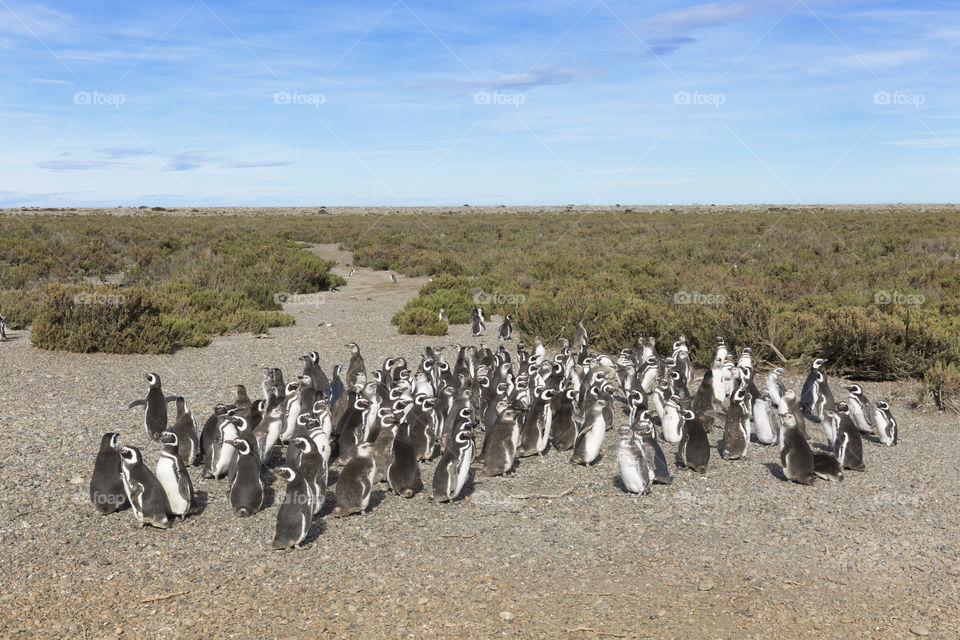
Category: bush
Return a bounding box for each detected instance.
[396,307,448,336]
[918,361,960,415]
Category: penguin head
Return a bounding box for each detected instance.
[175,396,187,413]
[292,436,314,453]
[845,384,862,395]
[229,439,251,455]
[312,399,328,413]
[275,466,296,483]
[354,442,375,457]
[345,342,359,354]
[681,409,696,422]
[159,431,179,448]
[834,401,849,413]
[144,373,160,388]
[332,364,343,377]
[100,432,120,451]
[876,400,889,410]
[119,446,141,465]
[296,413,312,426]
[812,358,828,369]
[232,416,249,432]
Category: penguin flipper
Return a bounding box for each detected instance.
[127,399,147,409]
[164,396,179,404]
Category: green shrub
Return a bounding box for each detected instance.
[396,307,448,336]
[918,361,960,415]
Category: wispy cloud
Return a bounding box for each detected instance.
[99,148,154,158]
[224,160,294,168]
[35,159,119,171]
[164,151,210,172]
[472,64,583,92]
[642,2,750,32]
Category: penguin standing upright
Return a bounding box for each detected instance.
[430,426,474,502]
[128,373,173,441]
[570,399,607,466]
[845,384,876,435]
[155,432,197,519]
[800,358,834,423]
[288,436,325,515]
[272,466,314,550]
[692,367,717,431]
[617,426,651,495]
[471,306,486,337]
[118,446,170,529]
[228,439,263,517]
[823,403,866,471]
[345,342,367,388]
[499,314,513,341]
[573,320,588,353]
[233,384,253,419]
[170,396,199,466]
[329,364,345,410]
[766,368,786,409]
[678,410,710,473]
[438,308,450,324]
[720,386,750,460]
[779,413,816,485]
[753,390,780,445]
[388,421,422,498]
[332,442,376,516]
[874,400,898,446]
[90,433,126,514]
[480,408,520,477]
[551,388,578,452]
[635,416,672,484]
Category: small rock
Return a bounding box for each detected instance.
[70,475,84,485]
[347,605,357,614]
[910,626,930,636]
[698,580,715,591]
[499,611,514,622]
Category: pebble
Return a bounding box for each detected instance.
[910,626,930,636]
[499,611,514,622]
[698,580,715,592]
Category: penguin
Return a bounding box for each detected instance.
[573,319,588,353]
[617,426,651,495]
[388,421,423,498]
[345,342,367,389]
[170,396,199,466]
[329,364,345,410]
[228,439,263,517]
[845,384,876,435]
[156,432,197,519]
[823,403,866,471]
[127,373,173,441]
[570,399,607,466]
[118,446,170,529]
[677,410,710,473]
[288,436,325,515]
[778,389,809,441]
[429,426,474,502]
[499,314,513,341]
[407,394,438,461]
[280,380,302,444]
[874,400,898,446]
[779,413,816,485]
[635,416,672,484]
[720,386,750,460]
[249,398,265,430]
[332,442,376,517]
[371,415,399,483]
[661,395,683,444]
[692,366,717,431]
[800,358,834,423]
[480,408,520,477]
[766,368,786,409]
[348,267,355,277]
[232,384,253,419]
[302,351,331,399]
[390,272,398,284]
[272,466,314,550]
[438,308,449,324]
[255,401,285,464]
[471,306,486,337]
[90,432,126,514]
[517,386,556,457]
[752,390,780,445]
[813,452,844,482]
[209,411,239,479]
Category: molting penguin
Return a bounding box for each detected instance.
[753,390,780,445]
[388,421,422,498]
[678,410,710,474]
[480,407,520,477]
[118,446,170,528]
[617,426,651,495]
[170,396,199,466]
[551,388,578,452]
[779,413,816,485]
[471,306,486,337]
[272,466,313,550]
[345,342,367,389]
[128,373,173,441]
[332,442,376,517]
[636,415,672,484]
[90,433,126,514]
[156,432,197,519]
[720,386,750,460]
[823,403,866,471]
[813,452,844,482]
[227,439,263,517]
[766,368,786,409]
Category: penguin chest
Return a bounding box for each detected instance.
[582,419,605,460]
[618,449,648,494]
[156,458,188,514]
[661,410,681,443]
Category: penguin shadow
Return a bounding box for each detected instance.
[259,469,279,510]
[316,491,337,518]
[302,517,326,547]
[0,334,21,342]
[762,462,788,482]
[191,489,211,516]
[366,488,389,511]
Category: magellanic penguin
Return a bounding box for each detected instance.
[678,410,710,474]
[720,386,750,460]
[845,384,876,435]
[345,342,367,389]
[617,426,651,495]
[635,415,672,484]
[517,386,556,457]
[481,408,520,477]
[228,439,263,517]
[128,373,174,441]
[551,388,578,452]
[90,433,126,514]
[779,413,816,485]
[170,396,199,466]
[272,466,314,550]
[471,306,486,337]
[438,308,449,324]
[813,452,844,482]
[156,432,197,519]
[692,367,717,432]
[800,358,834,423]
[388,421,423,498]
[766,368,786,409]
[570,398,607,466]
[118,446,170,529]
[661,394,683,444]
[430,426,475,502]
[332,442,376,517]
[499,314,513,341]
[573,319,588,354]
[289,436,326,515]
[753,390,780,445]
[874,400,898,446]
[823,403,866,471]
[371,414,399,484]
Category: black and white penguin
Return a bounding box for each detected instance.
[471,306,486,337]
[692,367,717,432]
[499,314,513,341]
[288,436,325,515]
[388,421,422,498]
[573,319,588,353]
[678,410,710,473]
[720,386,750,460]
[227,439,263,517]
[272,466,314,550]
[753,390,780,445]
[800,358,834,423]
[778,389,809,441]
[302,351,331,399]
[661,394,683,444]
[617,426,651,495]
[813,452,844,482]
[766,367,786,409]
[551,388,578,452]
[480,407,520,477]
[635,415,672,484]
[329,364,345,410]
[156,432,197,519]
[345,342,367,389]
[371,415,399,484]
[332,442,376,516]
[438,308,449,324]
[128,373,173,441]
[118,446,170,529]
[517,386,556,457]
[844,384,876,435]
[570,398,607,466]
[823,404,866,471]
[170,396,199,466]
[348,267,355,277]
[874,400,898,446]
[255,401,285,464]
[90,432,126,514]
[779,413,816,485]
[429,426,474,502]
[201,406,233,477]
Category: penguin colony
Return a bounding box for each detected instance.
[91,313,899,550]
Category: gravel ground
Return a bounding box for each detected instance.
[1,244,958,639]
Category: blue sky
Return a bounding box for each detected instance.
[1,0,957,206]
